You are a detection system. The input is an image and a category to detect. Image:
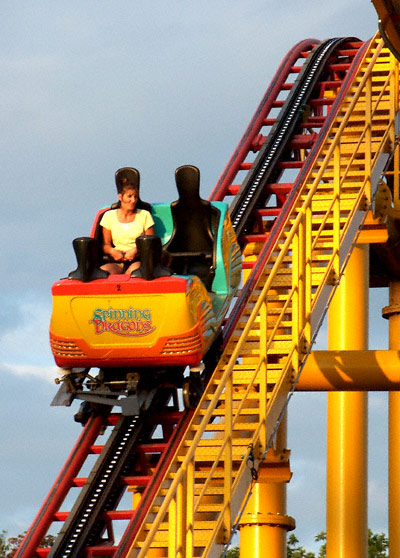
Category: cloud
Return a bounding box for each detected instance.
[0,297,54,367]
[1,362,57,383]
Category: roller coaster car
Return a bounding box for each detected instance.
[50,166,241,410]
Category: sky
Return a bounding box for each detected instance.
[0,0,389,553]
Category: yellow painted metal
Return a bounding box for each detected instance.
[357,210,388,243]
[129,489,166,557]
[147,550,166,557]
[383,281,400,557]
[51,291,198,345]
[238,416,295,558]
[238,479,293,558]
[297,349,400,390]
[124,36,400,558]
[393,142,400,208]
[326,245,369,558]
[239,522,283,558]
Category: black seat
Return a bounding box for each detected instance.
[131,235,172,280]
[91,168,152,267]
[68,168,154,282]
[164,165,220,290]
[68,237,109,282]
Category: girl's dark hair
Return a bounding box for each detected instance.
[118,178,139,194]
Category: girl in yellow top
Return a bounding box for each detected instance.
[100,179,155,274]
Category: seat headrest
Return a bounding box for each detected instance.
[175,165,200,200]
[115,167,140,192]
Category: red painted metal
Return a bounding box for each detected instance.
[209,39,319,202]
[87,547,118,557]
[52,274,188,296]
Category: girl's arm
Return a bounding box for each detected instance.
[102,227,124,261]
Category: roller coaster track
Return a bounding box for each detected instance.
[17,33,400,557]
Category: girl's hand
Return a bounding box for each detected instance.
[124,247,137,262]
[112,249,125,262]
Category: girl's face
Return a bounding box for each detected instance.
[118,187,139,211]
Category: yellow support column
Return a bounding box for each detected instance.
[238,416,295,558]
[383,281,400,558]
[326,245,369,558]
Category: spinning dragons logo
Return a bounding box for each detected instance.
[89,306,155,337]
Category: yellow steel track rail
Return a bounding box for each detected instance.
[126,34,399,558]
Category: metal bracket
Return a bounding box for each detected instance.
[51,369,156,416]
[374,181,397,222]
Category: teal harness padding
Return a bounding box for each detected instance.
[152,201,229,294]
